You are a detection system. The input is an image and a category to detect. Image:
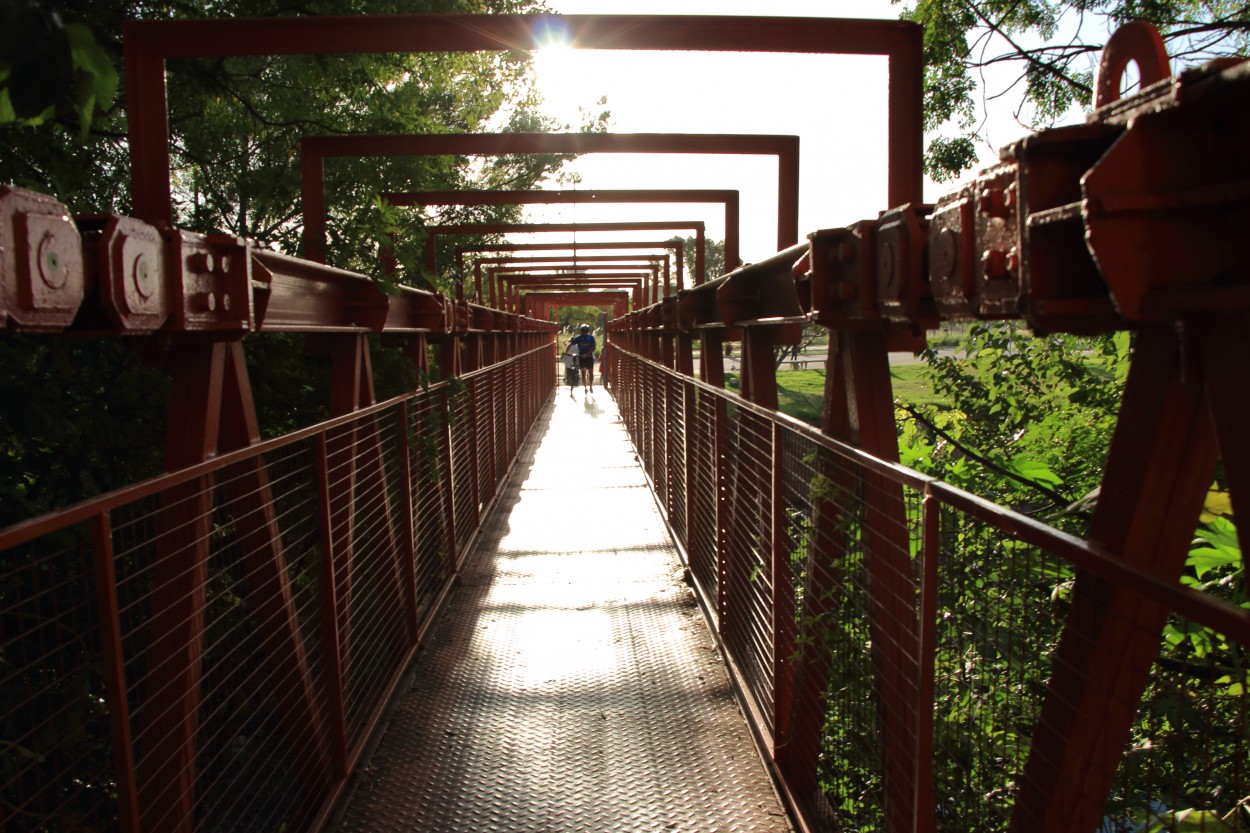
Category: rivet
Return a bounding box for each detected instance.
[189,252,215,274]
[132,252,155,299]
[982,249,1007,279]
[37,233,67,289]
[933,227,958,281]
[878,241,896,287]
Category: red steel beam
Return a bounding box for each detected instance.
[386,189,739,272]
[501,274,646,308]
[476,256,664,306]
[427,220,703,298]
[304,135,782,269]
[522,291,630,320]
[125,14,922,235]
[457,240,684,298]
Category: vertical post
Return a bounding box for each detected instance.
[777,135,801,251]
[770,422,795,759]
[91,512,141,833]
[823,329,918,833]
[740,326,779,410]
[141,342,224,833]
[397,401,419,643]
[695,226,706,286]
[300,143,327,263]
[1011,326,1219,833]
[915,493,939,833]
[440,384,460,574]
[887,37,925,209]
[678,332,696,552]
[123,25,171,226]
[314,432,350,780]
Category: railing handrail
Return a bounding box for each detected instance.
[0,342,553,553]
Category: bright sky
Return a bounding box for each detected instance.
[503,0,1095,268]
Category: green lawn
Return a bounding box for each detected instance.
[772,365,947,426]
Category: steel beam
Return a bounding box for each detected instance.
[126,14,923,232]
[385,188,739,273]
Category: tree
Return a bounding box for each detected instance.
[0,0,589,511]
[669,234,725,286]
[898,0,1250,181]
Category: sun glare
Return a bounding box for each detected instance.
[531,43,589,120]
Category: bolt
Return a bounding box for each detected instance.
[37,232,67,289]
[828,240,855,266]
[933,227,958,281]
[982,249,1008,279]
[218,254,231,275]
[979,185,1014,219]
[1006,247,1020,274]
[219,292,231,312]
[189,251,215,274]
[878,241,896,287]
[205,292,217,312]
[132,252,155,300]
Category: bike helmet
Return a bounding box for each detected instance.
[580,324,590,332]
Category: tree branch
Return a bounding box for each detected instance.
[898,402,1084,515]
[961,0,1094,95]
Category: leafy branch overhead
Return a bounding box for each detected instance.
[897,0,1250,180]
[0,1,118,137]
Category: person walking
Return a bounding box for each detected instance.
[567,324,597,394]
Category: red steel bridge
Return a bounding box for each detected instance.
[1,13,1248,833]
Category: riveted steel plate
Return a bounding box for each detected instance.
[332,391,792,833]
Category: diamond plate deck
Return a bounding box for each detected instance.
[331,389,793,833]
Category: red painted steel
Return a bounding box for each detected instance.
[458,240,684,276]
[125,14,923,231]
[521,291,630,321]
[491,268,654,303]
[385,189,739,274]
[475,255,666,305]
[6,17,1249,833]
[90,512,141,833]
[297,133,790,269]
[471,253,670,306]
[424,220,704,297]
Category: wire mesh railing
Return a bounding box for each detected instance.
[0,343,552,833]
[613,344,1249,833]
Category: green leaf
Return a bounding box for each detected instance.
[1006,454,1063,487]
[1200,489,1232,522]
[1145,808,1234,832]
[65,23,118,106]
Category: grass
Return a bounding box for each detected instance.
[768,365,949,426]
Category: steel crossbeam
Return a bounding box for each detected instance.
[384,189,738,274]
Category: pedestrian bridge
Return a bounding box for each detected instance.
[1,12,1247,833]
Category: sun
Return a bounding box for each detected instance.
[530,21,591,120]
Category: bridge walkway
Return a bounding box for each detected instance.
[331,389,792,832]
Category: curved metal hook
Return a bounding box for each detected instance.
[1094,20,1171,108]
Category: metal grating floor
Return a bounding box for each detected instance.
[331,388,793,833]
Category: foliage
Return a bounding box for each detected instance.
[0,1,118,138]
[549,304,606,336]
[899,321,1127,530]
[1,0,600,289]
[897,321,1248,828]
[669,234,725,285]
[0,0,589,511]
[896,0,1250,180]
[0,335,169,526]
